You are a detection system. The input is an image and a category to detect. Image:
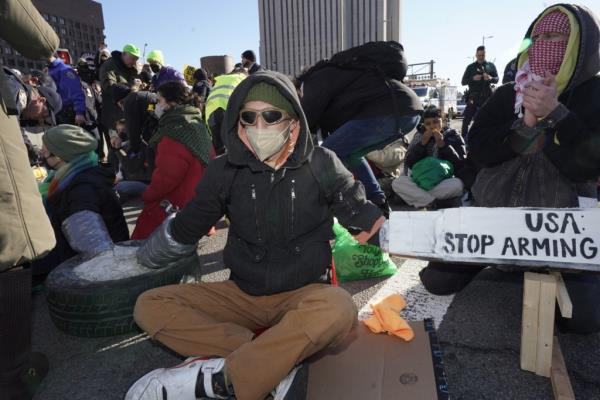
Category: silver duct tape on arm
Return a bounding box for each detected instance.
[61,210,114,258]
[136,214,197,269]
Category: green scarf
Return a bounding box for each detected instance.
[39,151,99,203]
[150,105,212,165]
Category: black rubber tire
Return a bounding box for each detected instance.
[45,241,199,337]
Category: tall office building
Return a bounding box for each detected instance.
[0,0,105,71]
[258,0,401,75]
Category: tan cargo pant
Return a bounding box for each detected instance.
[134,281,357,400]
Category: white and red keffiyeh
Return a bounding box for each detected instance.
[514,11,570,116]
[529,11,570,76]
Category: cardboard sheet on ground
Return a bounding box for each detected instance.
[388,208,600,271]
[307,322,445,399]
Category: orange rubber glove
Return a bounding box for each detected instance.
[363,294,414,341]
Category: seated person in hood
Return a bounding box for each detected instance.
[392,106,466,209]
[421,4,600,335]
[125,71,386,400]
[32,125,129,278]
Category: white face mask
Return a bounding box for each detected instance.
[154,103,166,119]
[245,122,292,162]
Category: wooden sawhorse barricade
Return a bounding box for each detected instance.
[521,271,575,400]
[387,207,600,400]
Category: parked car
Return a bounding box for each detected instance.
[454,98,466,118]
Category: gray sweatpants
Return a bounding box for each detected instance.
[392,176,464,208]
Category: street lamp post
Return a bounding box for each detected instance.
[482,35,494,46]
[142,43,148,63]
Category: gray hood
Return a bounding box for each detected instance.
[222,71,314,171]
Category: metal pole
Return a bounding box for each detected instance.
[142,43,148,63]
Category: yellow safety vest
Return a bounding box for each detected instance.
[205,73,247,123]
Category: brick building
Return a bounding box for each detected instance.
[0,0,105,71]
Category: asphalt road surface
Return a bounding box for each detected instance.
[32,120,600,399]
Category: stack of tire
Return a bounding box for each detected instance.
[46,241,199,337]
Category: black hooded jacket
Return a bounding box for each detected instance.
[300,65,422,135]
[468,4,600,185]
[171,71,383,296]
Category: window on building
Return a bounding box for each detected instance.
[61,28,66,35]
[1,57,5,65]
[4,47,12,55]
[42,14,49,21]
[51,15,57,23]
[14,50,20,56]
[59,17,65,25]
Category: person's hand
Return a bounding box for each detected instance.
[472,74,482,81]
[110,136,122,149]
[433,130,445,147]
[523,72,559,118]
[523,109,538,128]
[483,73,491,81]
[421,129,433,145]
[74,114,86,125]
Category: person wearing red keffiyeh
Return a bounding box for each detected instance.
[420,4,600,335]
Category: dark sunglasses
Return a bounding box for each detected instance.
[239,108,290,126]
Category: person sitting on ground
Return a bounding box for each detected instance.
[392,106,466,209]
[146,50,185,91]
[130,81,214,240]
[112,118,150,204]
[420,4,600,335]
[125,71,385,400]
[32,124,129,278]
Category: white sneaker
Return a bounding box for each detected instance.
[271,363,309,400]
[125,357,230,400]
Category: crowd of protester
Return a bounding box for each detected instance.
[1,0,600,399]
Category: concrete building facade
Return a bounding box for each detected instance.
[0,0,105,71]
[258,0,401,75]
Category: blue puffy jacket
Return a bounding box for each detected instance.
[48,58,86,116]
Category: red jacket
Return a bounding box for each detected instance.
[131,136,211,239]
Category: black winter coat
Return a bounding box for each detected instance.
[468,3,600,204]
[171,72,382,296]
[47,165,129,264]
[301,66,422,135]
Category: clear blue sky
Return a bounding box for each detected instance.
[98,1,599,88]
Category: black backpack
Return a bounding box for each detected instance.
[302,41,407,81]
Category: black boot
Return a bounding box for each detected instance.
[0,267,47,400]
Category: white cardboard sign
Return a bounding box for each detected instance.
[388,208,600,271]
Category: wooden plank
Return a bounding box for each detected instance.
[535,273,557,377]
[551,336,576,400]
[521,272,541,372]
[552,272,573,319]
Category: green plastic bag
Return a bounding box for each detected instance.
[332,221,397,282]
[411,156,454,190]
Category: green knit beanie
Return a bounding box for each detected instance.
[244,82,298,119]
[43,124,98,161]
